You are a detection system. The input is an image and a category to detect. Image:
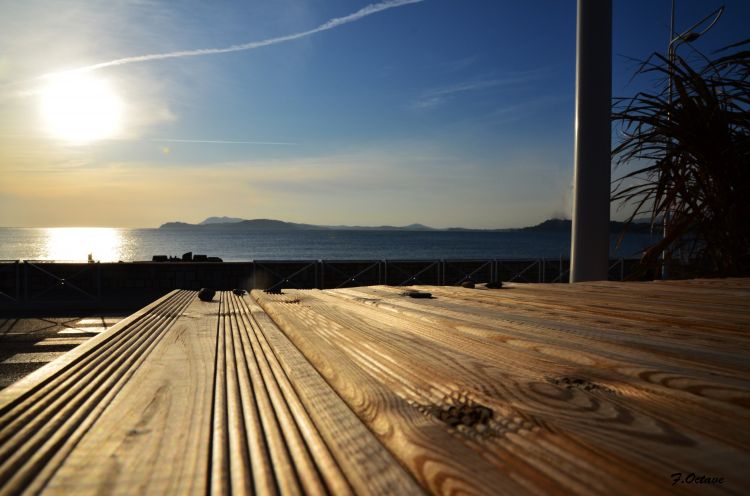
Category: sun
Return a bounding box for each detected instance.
[40,72,123,144]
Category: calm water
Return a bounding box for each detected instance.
[0,227,659,262]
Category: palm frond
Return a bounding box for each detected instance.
[611,39,750,277]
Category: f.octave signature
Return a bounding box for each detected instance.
[671,472,725,486]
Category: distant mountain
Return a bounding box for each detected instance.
[521,218,653,234]
[228,219,326,230]
[199,216,245,225]
[403,223,434,231]
[159,217,655,233]
[159,221,194,229]
[522,218,571,231]
[328,223,436,231]
[159,218,437,231]
[160,219,322,230]
[445,227,513,232]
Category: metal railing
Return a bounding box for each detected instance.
[0,258,638,308]
[23,261,101,302]
[0,261,20,302]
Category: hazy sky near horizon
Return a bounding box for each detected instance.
[1,0,747,228]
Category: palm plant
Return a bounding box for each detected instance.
[611,39,750,277]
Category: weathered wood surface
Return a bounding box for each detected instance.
[0,279,748,495]
[0,290,420,495]
[254,279,750,495]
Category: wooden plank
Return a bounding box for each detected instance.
[40,294,217,495]
[503,283,750,326]
[240,292,422,495]
[0,290,195,494]
[327,285,750,380]
[1,280,747,495]
[423,284,750,333]
[253,290,541,496]
[255,284,750,495]
[397,285,750,362]
[202,291,423,495]
[0,290,183,408]
[215,290,323,495]
[0,290,425,495]
[326,285,750,378]
[318,287,750,449]
[254,291,647,495]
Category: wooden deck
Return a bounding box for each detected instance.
[1,279,749,495]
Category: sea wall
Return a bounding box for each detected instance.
[0,259,641,312]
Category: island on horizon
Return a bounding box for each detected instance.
[159,217,653,234]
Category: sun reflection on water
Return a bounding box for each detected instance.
[43,228,125,262]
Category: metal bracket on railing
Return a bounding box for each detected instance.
[254,261,318,292]
[322,260,382,289]
[549,257,571,283]
[24,261,100,301]
[498,260,540,283]
[386,260,441,286]
[443,259,493,285]
[550,269,570,283]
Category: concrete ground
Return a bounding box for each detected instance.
[0,313,130,389]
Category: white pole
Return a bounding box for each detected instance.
[570,0,612,282]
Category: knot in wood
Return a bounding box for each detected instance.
[435,404,493,428]
[548,376,615,393]
[402,290,432,299]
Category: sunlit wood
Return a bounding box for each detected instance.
[1,281,748,494]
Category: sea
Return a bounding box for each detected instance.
[0,227,660,262]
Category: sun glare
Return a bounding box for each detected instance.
[40,72,123,144]
[44,228,124,262]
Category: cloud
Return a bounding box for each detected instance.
[35,0,426,80]
[0,143,574,229]
[151,138,297,146]
[412,80,501,109]
[411,68,553,109]
[440,55,480,73]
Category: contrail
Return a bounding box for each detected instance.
[152,138,297,146]
[43,0,426,78]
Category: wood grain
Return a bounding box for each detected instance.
[254,280,750,495]
[238,292,422,495]
[1,280,747,495]
[41,294,217,495]
[0,290,195,494]
[0,290,421,495]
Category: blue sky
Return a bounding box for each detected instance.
[0,0,748,228]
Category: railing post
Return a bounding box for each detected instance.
[23,261,29,302]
